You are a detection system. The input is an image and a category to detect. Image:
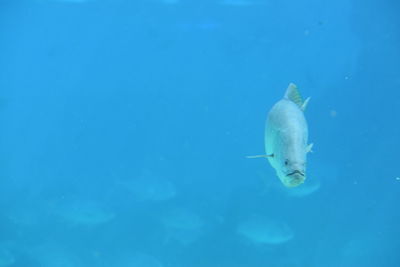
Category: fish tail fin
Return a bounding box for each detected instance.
[306,143,314,153]
[302,97,311,111]
[284,83,310,111]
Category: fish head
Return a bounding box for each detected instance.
[277,158,306,187]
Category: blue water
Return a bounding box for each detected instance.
[0,0,399,266]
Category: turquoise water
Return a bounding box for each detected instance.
[0,0,399,266]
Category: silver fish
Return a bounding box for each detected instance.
[249,83,313,187]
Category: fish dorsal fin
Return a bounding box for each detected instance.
[284,83,309,111]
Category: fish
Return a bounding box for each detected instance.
[236,216,294,245]
[54,199,115,226]
[248,83,313,187]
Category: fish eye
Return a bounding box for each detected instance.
[284,159,289,165]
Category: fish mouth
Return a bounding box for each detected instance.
[284,170,305,187]
[286,170,305,177]
[280,170,306,187]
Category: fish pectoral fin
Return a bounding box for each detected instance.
[306,143,314,153]
[246,154,274,159]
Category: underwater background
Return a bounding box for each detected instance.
[0,0,400,266]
